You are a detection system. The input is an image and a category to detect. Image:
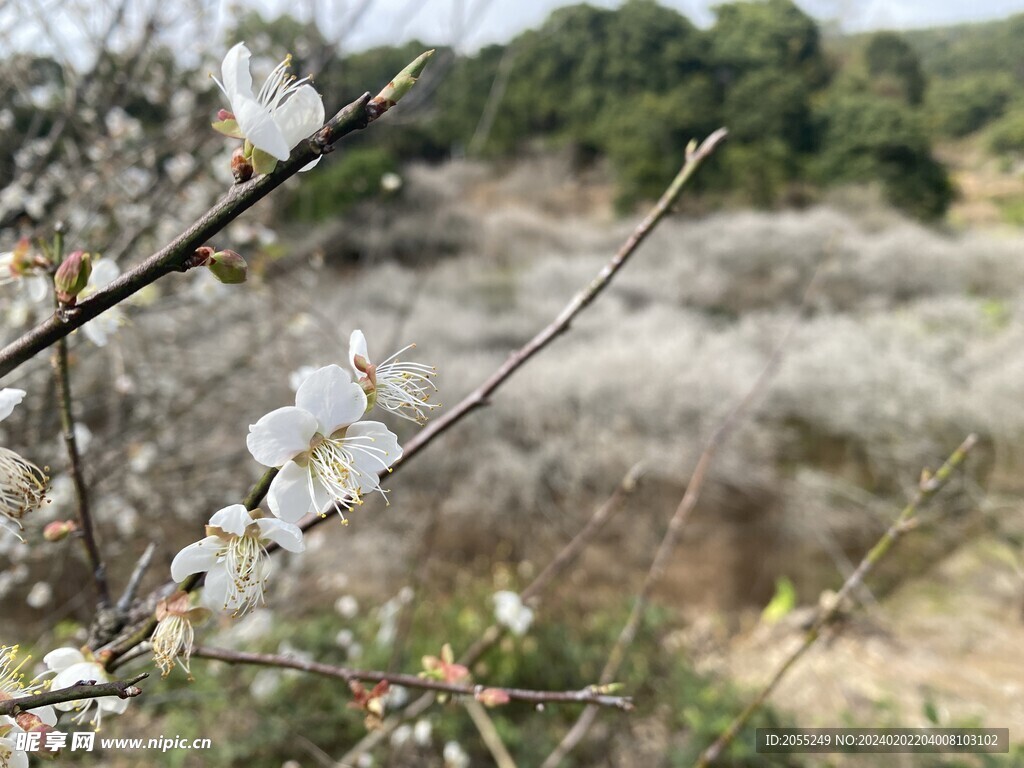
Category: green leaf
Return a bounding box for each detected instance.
[761,576,797,624]
[250,147,279,175]
[212,118,244,139]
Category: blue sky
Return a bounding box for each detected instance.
[240,0,1024,52]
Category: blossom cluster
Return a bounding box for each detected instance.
[167,330,437,643]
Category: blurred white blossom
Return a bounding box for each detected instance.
[492,591,534,637]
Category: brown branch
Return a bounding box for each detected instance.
[0,673,148,716]
[694,434,978,767]
[51,297,110,610]
[293,128,728,545]
[0,93,374,380]
[191,646,632,710]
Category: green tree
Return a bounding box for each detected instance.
[864,32,926,105]
[815,92,953,219]
[597,76,720,207]
[926,73,1017,137]
[710,0,829,88]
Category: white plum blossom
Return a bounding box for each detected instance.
[79,258,124,347]
[0,389,23,422]
[213,42,325,171]
[1,244,48,329]
[288,364,318,392]
[0,389,48,539]
[43,647,128,728]
[349,330,438,424]
[171,504,304,617]
[413,718,433,747]
[443,740,470,768]
[0,717,30,768]
[492,591,534,637]
[246,365,402,523]
[0,645,56,728]
[334,594,359,619]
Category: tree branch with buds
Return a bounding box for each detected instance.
[0,51,435,381]
[694,434,978,768]
[191,646,633,710]
[0,673,148,717]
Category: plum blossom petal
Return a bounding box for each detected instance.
[255,516,305,552]
[295,364,366,435]
[0,389,25,422]
[266,460,315,523]
[170,537,221,582]
[246,406,319,467]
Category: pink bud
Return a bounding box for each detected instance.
[231,147,253,183]
[476,688,511,707]
[54,250,93,305]
[43,520,78,542]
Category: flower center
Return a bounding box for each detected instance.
[0,448,48,530]
[153,615,194,678]
[0,646,30,697]
[257,54,311,116]
[222,533,267,617]
[307,433,392,516]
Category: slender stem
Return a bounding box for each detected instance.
[52,331,110,609]
[0,674,148,716]
[693,434,977,768]
[191,646,633,710]
[466,698,518,768]
[340,461,645,763]
[541,264,825,768]
[116,542,157,616]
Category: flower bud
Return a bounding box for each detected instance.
[368,50,435,121]
[43,520,78,542]
[476,688,510,707]
[231,147,253,183]
[206,249,248,284]
[54,251,92,305]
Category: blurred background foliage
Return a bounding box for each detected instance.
[9,0,1024,230]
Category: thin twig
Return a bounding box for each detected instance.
[52,328,110,610]
[0,673,148,716]
[191,646,633,710]
[540,264,825,768]
[116,542,157,616]
[340,462,645,763]
[466,698,518,768]
[694,434,977,768]
[297,129,729,547]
